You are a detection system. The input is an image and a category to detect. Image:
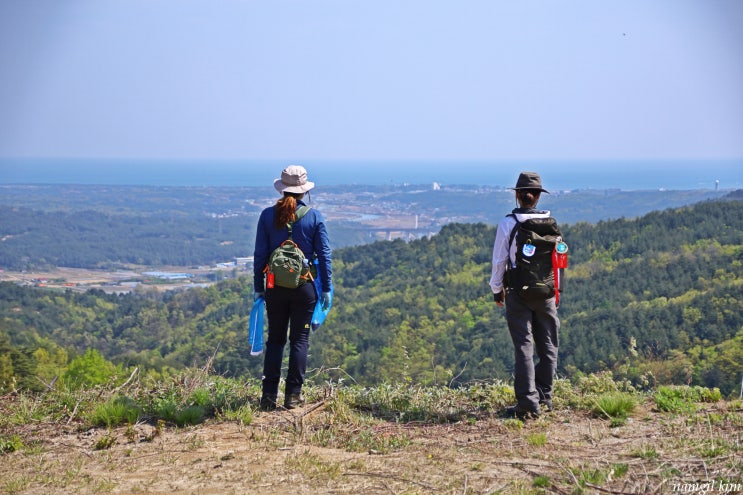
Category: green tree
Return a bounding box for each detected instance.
[32,343,68,385]
[63,349,119,388]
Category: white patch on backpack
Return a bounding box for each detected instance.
[522,243,536,257]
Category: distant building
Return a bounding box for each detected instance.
[433,182,441,191]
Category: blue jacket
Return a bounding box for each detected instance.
[253,200,332,294]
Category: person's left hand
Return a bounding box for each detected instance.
[321,291,332,310]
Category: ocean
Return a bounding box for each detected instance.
[1,158,741,191]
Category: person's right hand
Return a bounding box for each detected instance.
[493,290,505,307]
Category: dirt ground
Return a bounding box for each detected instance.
[2,400,741,495]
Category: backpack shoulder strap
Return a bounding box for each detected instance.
[287,206,311,238]
[295,205,311,221]
[507,213,520,248]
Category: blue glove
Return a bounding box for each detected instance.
[254,292,264,301]
[321,291,332,310]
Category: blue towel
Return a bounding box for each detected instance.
[248,296,265,356]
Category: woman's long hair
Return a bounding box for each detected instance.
[274,192,304,228]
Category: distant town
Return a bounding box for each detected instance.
[1,182,734,294]
[0,260,254,294]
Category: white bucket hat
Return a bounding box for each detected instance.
[274,165,315,194]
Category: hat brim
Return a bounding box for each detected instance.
[511,186,549,193]
[274,179,315,194]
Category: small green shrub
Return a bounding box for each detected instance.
[612,463,629,477]
[655,394,696,414]
[695,386,722,402]
[152,398,178,422]
[173,405,207,426]
[189,387,211,407]
[526,432,547,447]
[152,398,206,426]
[222,405,254,425]
[142,372,257,426]
[698,441,729,458]
[575,371,635,395]
[631,445,658,459]
[503,418,523,430]
[89,396,141,427]
[0,434,23,454]
[653,385,719,414]
[533,475,550,488]
[593,392,636,425]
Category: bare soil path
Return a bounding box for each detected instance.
[3,400,741,494]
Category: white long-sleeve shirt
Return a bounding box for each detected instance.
[489,210,551,293]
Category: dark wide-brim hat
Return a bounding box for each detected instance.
[512,171,549,193]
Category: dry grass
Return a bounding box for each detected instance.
[1,377,741,495]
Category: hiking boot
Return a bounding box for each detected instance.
[284,394,304,410]
[504,405,540,420]
[539,399,553,412]
[259,395,277,411]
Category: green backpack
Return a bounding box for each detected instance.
[266,206,313,289]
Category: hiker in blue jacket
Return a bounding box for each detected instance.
[253,165,332,411]
[489,171,560,419]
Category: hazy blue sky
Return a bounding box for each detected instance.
[1,0,742,162]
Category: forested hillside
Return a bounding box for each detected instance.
[1,198,741,395]
[316,198,743,394]
[0,205,254,269]
[0,184,729,270]
[0,205,368,270]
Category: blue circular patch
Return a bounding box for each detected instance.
[522,244,536,257]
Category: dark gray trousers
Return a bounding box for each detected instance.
[505,291,560,412]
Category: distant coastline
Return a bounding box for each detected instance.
[1,157,741,191]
